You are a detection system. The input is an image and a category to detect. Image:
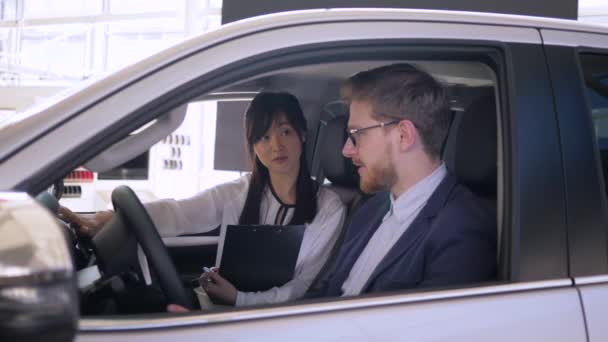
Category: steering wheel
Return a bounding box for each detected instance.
[93,186,194,310]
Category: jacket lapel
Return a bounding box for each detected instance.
[348,195,391,257]
[362,174,458,292]
[329,194,390,294]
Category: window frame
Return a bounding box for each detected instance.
[544,42,608,277]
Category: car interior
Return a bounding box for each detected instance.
[38,58,502,315]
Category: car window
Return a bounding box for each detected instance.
[57,56,505,318]
[580,53,608,196]
[61,61,501,218]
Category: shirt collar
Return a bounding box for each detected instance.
[386,162,448,222]
[264,184,296,208]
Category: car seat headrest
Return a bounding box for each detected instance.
[443,94,497,197]
[318,115,359,188]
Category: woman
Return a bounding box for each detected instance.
[63,92,345,307]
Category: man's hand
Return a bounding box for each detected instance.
[205,270,237,305]
[58,206,113,237]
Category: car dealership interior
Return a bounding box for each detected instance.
[1,0,606,114]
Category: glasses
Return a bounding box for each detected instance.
[347,120,401,146]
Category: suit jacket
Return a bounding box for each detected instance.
[316,173,497,297]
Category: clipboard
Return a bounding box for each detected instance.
[220,224,305,292]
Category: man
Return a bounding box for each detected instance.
[312,63,496,297]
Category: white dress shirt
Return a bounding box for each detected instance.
[341,163,447,296]
[144,174,346,306]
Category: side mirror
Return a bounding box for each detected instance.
[0,192,77,342]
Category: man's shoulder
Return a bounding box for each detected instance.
[432,178,496,237]
[347,192,390,224]
[446,181,495,216]
[429,172,493,213]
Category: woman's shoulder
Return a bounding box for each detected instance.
[316,185,345,210]
[216,173,251,189]
[308,185,346,230]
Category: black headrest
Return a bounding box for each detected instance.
[317,115,359,187]
[443,94,497,197]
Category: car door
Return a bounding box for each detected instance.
[541,27,608,342]
[37,11,581,341]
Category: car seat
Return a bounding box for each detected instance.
[307,115,368,294]
[443,91,502,280]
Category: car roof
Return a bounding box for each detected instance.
[1,8,606,164]
[251,8,608,34]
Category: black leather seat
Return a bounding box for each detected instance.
[443,93,497,204]
[307,115,366,294]
[316,115,365,214]
[443,92,500,278]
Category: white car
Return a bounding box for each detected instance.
[1,8,608,342]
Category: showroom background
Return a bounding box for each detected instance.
[0,0,606,118]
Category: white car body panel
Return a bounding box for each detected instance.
[541,29,608,48]
[575,276,608,341]
[77,281,584,341]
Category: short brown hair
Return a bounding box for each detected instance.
[342,63,450,158]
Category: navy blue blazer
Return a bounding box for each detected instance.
[317,173,496,297]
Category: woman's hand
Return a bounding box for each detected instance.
[167,304,190,313]
[59,206,113,237]
[205,270,238,305]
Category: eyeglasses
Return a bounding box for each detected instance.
[347,120,401,146]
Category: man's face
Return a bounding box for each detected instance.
[342,100,397,194]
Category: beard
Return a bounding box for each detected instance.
[356,145,397,194]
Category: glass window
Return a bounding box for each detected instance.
[0,28,11,71]
[49,53,502,320]
[3,0,223,94]
[580,53,608,194]
[24,0,102,18]
[20,24,89,84]
[109,0,181,14]
[106,19,183,71]
[209,0,223,8]
[0,0,18,20]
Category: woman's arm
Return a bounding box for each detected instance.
[234,189,346,306]
[145,175,249,237]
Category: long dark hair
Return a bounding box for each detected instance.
[239,92,318,225]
